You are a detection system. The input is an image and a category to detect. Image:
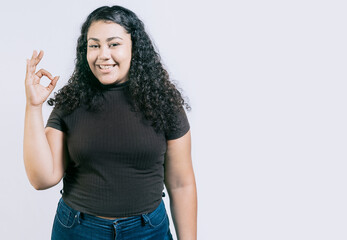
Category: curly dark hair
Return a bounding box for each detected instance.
[48,5,190,134]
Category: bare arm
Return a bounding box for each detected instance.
[23,50,65,190]
[164,130,197,240]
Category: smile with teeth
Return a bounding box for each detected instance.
[98,64,116,69]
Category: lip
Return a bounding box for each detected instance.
[96,64,117,73]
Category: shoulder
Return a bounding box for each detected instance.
[165,107,190,140]
[46,105,72,132]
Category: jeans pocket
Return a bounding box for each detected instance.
[55,198,78,228]
[144,201,168,228]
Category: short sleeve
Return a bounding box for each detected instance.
[165,108,190,140]
[45,106,67,132]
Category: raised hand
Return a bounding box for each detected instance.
[25,50,60,107]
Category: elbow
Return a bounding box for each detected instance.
[166,179,197,194]
[29,176,60,191]
[26,172,46,190]
[25,166,62,191]
[33,185,45,191]
[30,180,49,191]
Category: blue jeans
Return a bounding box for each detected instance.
[51,197,173,240]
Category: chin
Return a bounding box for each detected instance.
[97,77,119,85]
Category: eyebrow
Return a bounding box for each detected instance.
[87,37,123,42]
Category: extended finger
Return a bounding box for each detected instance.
[30,50,37,60]
[29,50,44,66]
[25,59,31,84]
[25,58,36,83]
[25,59,31,80]
[35,50,44,65]
[26,50,39,77]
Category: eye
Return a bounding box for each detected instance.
[88,45,99,48]
[110,43,119,47]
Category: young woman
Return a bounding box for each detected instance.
[23,5,197,240]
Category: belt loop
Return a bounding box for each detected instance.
[75,211,81,224]
[141,214,149,226]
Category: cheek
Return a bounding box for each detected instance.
[86,52,96,68]
[115,48,132,62]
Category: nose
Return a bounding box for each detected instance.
[98,45,111,60]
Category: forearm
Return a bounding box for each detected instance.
[168,182,197,240]
[23,104,54,189]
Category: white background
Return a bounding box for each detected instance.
[0,0,346,239]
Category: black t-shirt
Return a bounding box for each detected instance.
[45,80,190,217]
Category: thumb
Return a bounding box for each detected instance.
[46,76,60,92]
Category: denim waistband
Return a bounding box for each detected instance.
[57,197,164,227]
[53,197,172,239]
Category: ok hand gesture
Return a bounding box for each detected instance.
[25,50,60,107]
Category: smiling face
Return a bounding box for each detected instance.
[86,21,132,85]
